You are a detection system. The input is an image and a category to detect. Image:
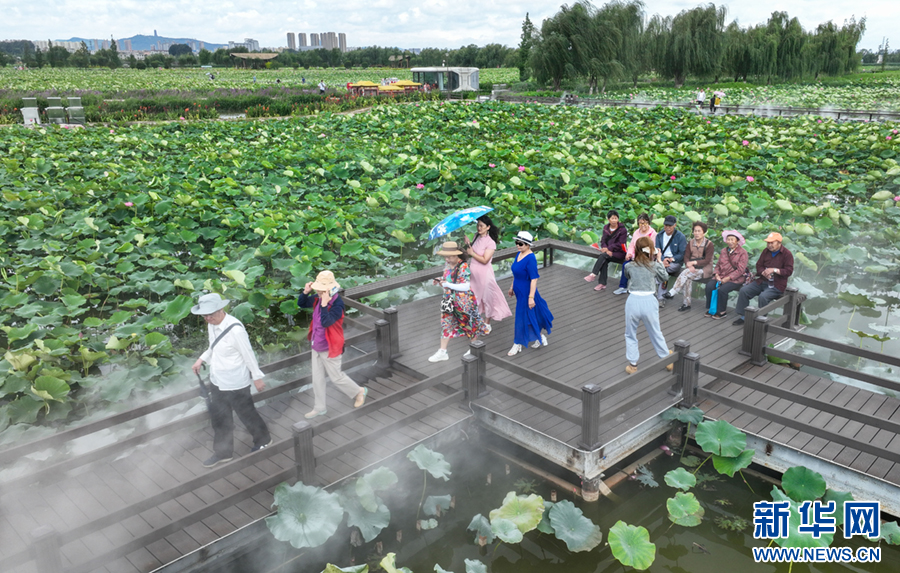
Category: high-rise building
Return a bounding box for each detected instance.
[298,33,308,47]
[286,32,296,50]
[338,33,346,52]
[310,33,320,47]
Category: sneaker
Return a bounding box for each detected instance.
[428,349,449,362]
[202,454,233,468]
[250,438,272,453]
[304,409,327,419]
[658,298,666,308]
[483,323,492,334]
[678,304,691,312]
[663,292,675,299]
[711,312,727,320]
[732,317,745,326]
[593,284,606,291]
[625,364,638,374]
[541,333,548,346]
[507,344,523,356]
[354,387,368,408]
[584,273,596,282]
[613,287,628,295]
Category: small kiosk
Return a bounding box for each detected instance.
[410,67,479,92]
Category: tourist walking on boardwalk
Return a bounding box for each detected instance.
[623,237,673,374]
[297,271,368,418]
[614,213,657,295]
[507,231,553,356]
[733,232,794,325]
[655,215,687,306]
[705,231,749,319]
[191,293,271,468]
[663,221,715,312]
[428,242,487,362]
[583,209,628,291]
[465,215,512,332]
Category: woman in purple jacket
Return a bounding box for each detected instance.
[583,210,628,291]
[705,230,749,319]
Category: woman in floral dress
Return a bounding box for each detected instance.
[428,241,487,362]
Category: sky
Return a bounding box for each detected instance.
[1,0,894,52]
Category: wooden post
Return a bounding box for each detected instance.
[30,526,62,573]
[680,353,700,408]
[671,339,690,391]
[462,354,479,402]
[740,306,759,356]
[751,316,770,366]
[469,340,487,397]
[780,287,799,330]
[292,421,316,484]
[375,318,391,368]
[384,307,400,358]
[579,384,602,451]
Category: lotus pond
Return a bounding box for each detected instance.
[223,417,900,573]
[1,99,899,443]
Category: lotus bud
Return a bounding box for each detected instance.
[550,489,557,502]
[486,473,491,485]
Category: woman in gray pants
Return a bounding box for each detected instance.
[623,236,673,374]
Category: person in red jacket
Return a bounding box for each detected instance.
[297,270,367,418]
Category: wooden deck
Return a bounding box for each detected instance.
[4,239,900,572]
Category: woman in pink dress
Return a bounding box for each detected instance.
[465,215,512,333]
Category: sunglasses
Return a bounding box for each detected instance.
[515,240,528,247]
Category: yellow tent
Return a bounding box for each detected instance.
[350,80,380,87]
[394,80,422,86]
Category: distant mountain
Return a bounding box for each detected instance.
[60,34,227,51]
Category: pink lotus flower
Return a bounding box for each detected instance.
[179,116,185,120]
[124,202,133,207]
[109,129,115,134]
[894,196,900,202]
[742,140,749,146]
[893,129,898,134]
[518,165,525,172]
[817,119,822,123]
[489,163,496,168]
[670,175,676,181]
[550,121,555,126]
[707,121,711,124]
[746,176,754,183]
[416,183,425,189]
[888,136,893,141]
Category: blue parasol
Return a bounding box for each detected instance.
[428,206,494,240]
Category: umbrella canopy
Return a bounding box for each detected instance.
[714,91,725,97]
[353,80,379,87]
[429,206,494,240]
[394,80,422,86]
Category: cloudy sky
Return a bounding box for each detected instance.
[2,0,893,52]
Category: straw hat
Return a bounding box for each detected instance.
[310,270,340,291]
[721,230,745,246]
[191,293,230,315]
[436,241,464,256]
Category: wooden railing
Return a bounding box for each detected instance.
[739,286,806,360]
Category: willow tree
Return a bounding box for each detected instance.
[722,21,751,81]
[649,3,727,86]
[530,14,573,91]
[767,12,806,80]
[598,0,646,89]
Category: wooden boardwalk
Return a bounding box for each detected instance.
[4,238,900,572]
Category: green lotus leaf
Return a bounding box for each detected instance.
[31,375,70,403]
[879,521,900,544]
[407,444,451,480]
[355,466,398,512]
[224,269,247,287]
[664,468,697,491]
[695,419,747,457]
[380,553,413,573]
[434,566,452,573]
[464,559,486,573]
[490,517,524,543]
[323,564,367,573]
[770,487,834,550]
[547,500,603,552]
[608,521,656,570]
[823,489,854,528]
[467,513,494,545]
[782,466,827,501]
[536,501,555,534]
[667,492,704,527]
[489,492,544,534]
[423,495,452,517]
[661,406,704,425]
[266,482,343,549]
[684,210,702,222]
[838,290,875,308]
[712,449,755,478]
[418,518,438,530]
[775,199,793,211]
[340,490,390,543]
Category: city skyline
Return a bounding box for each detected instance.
[2,1,896,52]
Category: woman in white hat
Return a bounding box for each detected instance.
[428,241,487,362]
[297,270,367,418]
[506,231,553,356]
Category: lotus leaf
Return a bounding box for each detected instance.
[490,517,524,543]
[661,406,704,425]
[880,521,900,545]
[695,419,747,457]
[323,565,367,573]
[822,489,854,527]
[467,514,494,545]
[664,468,697,491]
[423,495,452,517]
[770,487,834,550]
[434,566,452,573]
[463,560,486,573]
[667,492,704,527]
[712,449,755,478]
[31,376,70,403]
[418,518,438,530]
[547,500,603,552]
[355,466,398,512]
[608,521,656,570]
[266,482,343,549]
[536,501,555,534]
[782,466,827,501]
[489,492,545,534]
[407,444,451,480]
[380,553,413,573]
[340,491,390,543]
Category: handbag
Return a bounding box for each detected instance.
[440,297,455,314]
[708,282,720,315]
[726,249,753,285]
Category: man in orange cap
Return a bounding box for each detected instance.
[733,232,793,325]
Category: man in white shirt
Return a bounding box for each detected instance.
[191,293,271,468]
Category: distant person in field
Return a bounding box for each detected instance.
[318,80,326,94]
[583,209,627,291]
[732,232,794,326]
[696,89,705,106]
[623,237,673,375]
[191,294,271,468]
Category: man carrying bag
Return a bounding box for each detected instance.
[191,293,271,468]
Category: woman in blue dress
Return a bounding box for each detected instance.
[506,231,554,356]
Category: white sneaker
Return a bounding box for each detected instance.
[531,339,541,349]
[507,344,523,356]
[541,333,548,346]
[613,287,628,295]
[428,349,449,362]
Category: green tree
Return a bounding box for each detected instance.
[518,13,536,81]
[70,41,91,68]
[34,47,45,68]
[650,3,727,86]
[198,48,212,65]
[530,13,572,91]
[46,41,71,67]
[168,43,193,57]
